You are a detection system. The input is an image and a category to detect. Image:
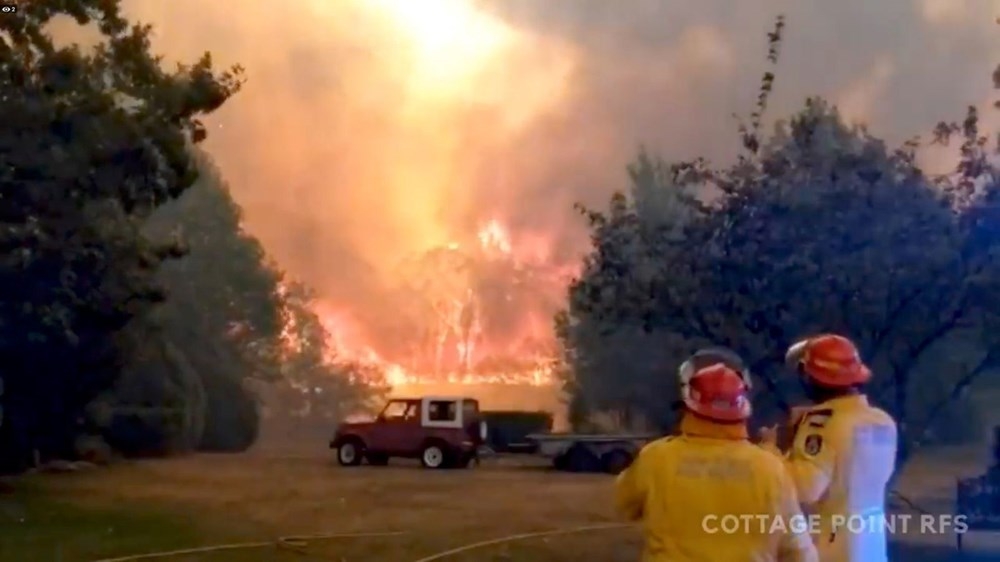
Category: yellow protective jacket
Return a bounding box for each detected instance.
[762,395,897,562]
[616,413,818,562]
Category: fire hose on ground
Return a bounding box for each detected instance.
[410,523,634,562]
[88,494,935,562]
[88,432,934,561]
[89,531,409,562]
[88,524,636,562]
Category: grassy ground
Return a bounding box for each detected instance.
[0,483,200,562]
[0,445,996,561]
[0,453,639,562]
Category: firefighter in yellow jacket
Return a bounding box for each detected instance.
[616,349,818,562]
[759,334,898,562]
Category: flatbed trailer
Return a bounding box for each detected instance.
[525,432,659,474]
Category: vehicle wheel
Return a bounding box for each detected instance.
[601,449,633,475]
[366,452,389,466]
[420,442,450,469]
[563,443,600,473]
[336,438,364,467]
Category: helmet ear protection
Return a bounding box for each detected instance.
[678,347,752,390]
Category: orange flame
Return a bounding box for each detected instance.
[283,218,570,388]
[477,219,513,255]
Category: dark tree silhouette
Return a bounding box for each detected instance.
[559,16,1000,467]
[0,0,241,470]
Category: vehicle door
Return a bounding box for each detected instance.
[369,400,420,454]
[393,401,424,455]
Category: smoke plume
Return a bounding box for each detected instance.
[110,0,1000,375]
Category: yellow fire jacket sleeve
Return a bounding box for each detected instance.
[785,423,835,505]
[775,466,820,562]
[614,449,647,521]
[760,421,835,505]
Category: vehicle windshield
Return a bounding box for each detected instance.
[381,401,416,421]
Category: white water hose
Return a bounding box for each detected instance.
[89,523,635,562]
[89,530,407,562]
[411,522,634,562]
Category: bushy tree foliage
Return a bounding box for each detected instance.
[92,319,207,456]
[128,153,284,453]
[93,158,381,456]
[560,17,1000,464]
[0,0,242,471]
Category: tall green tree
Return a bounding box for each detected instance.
[0,0,241,471]
[134,152,283,452]
[101,161,382,455]
[555,154,705,430]
[560,17,1000,465]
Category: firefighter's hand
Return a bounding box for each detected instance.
[758,424,779,447]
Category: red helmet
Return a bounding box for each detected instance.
[680,362,752,422]
[786,334,871,388]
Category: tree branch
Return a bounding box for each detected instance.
[902,350,999,463]
[866,282,931,360]
[874,301,966,403]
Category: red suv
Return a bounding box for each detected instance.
[330,397,487,469]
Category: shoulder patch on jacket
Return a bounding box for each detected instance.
[802,434,823,456]
[804,408,834,428]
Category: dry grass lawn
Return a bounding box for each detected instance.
[0,443,996,561]
[0,452,640,562]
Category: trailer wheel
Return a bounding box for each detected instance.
[561,443,601,472]
[601,449,633,475]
